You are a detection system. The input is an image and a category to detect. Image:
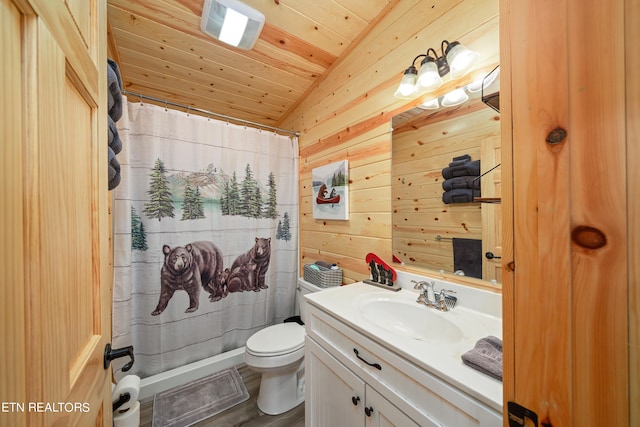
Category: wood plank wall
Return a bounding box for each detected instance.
[279,0,500,284]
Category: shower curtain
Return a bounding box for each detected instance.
[111,98,299,380]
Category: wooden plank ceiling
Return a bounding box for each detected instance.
[107,0,394,129]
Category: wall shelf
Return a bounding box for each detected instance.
[474,197,501,204]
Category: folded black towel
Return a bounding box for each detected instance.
[448,160,468,167]
[442,176,480,191]
[452,154,471,163]
[442,160,480,179]
[442,188,480,204]
[108,116,122,154]
[108,146,121,190]
[461,336,503,381]
[107,59,123,122]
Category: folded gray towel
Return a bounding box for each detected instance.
[107,59,123,121]
[451,154,471,163]
[442,188,480,204]
[108,116,122,154]
[108,146,121,190]
[442,176,480,191]
[442,160,480,179]
[461,336,503,381]
[448,159,469,167]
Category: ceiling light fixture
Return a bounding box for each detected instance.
[468,65,499,93]
[394,40,479,99]
[200,0,265,50]
[421,98,440,110]
[441,88,469,107]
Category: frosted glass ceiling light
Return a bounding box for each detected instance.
[467,77,484,93]
[441,88,469,107]
[219,8,249,46]
[420,98,440,110]
[444,41,480,79]
[200,0,265,50]
[468,66,499,93]
[394,65,419,99]
[416,50,443,92]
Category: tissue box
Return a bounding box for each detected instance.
[303,264,342,288]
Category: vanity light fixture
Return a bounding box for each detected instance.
[466,77,485,93]
[468,66,499,93]
[200,0,265,50]
[394,40,479,99]
[420,98,440,110]
[441,88,469,107]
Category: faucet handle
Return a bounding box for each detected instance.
[413,280,428,290]
[437,289,457,311]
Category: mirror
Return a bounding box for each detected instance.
[391,80,502,285]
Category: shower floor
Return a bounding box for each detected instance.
[139,363,305,427]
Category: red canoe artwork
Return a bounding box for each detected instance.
[316,184,340,204]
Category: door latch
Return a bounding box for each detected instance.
[508,401,538,427]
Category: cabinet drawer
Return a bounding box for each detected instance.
[306,305,501,427]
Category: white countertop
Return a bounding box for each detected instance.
[305,281,503,412]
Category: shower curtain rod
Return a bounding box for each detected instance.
[122,90,300,137]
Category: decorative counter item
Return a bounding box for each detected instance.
[363,253,401,291]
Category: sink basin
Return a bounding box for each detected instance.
[359,298,464,343]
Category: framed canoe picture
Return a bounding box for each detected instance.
[312,160,349,220]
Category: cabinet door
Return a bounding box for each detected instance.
[306,338,364,427]
[364,386,421,427]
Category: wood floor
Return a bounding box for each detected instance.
[139,364,305,427]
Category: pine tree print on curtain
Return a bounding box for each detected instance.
[144,158,175,221]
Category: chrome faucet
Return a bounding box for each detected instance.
[413,280,436,307]
[412,280,457,311]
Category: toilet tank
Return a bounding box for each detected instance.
[296,278,324,323]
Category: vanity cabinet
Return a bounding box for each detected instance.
[306,338,420,427]
[305,301,501,427]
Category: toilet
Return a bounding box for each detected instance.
[243,278,324,415]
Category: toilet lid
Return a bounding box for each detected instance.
[246,323,305,356]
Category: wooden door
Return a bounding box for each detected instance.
[1,0,111,426]
[500,0,630,426]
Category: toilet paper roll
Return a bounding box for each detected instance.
[112,375,140,412]
[113,400,140,427]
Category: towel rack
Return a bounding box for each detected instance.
[434,235,452,241]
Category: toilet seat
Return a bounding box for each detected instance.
[246,323,305,357]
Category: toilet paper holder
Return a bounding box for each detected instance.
[104,343,135,372]
[113,392,131,413]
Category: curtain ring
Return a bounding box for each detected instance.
[164,100,168,112]
[186,105,190,116]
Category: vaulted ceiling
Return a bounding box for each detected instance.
[107,0,395,128]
